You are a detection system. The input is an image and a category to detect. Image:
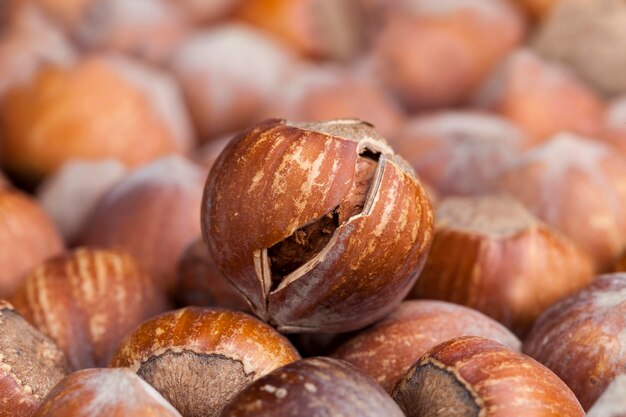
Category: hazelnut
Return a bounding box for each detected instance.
[0,54,192,182]
[33,368,181,417]
[266,64,405,139]
[170,24,297,141]
[0,189,64,298]
[524,273,626,410]
[80,156,205,294]
[474,49,606,144]
[175,237,249,311]
[332,300,521,392]
[0,300,68,417]
[390,111,531,197]
[202,119,434,333]
[36,159,128,244]
[110,307,300,417]
[409,195,593,335]
[392,336,585,417]
[10,248,166,371]
[586,374,626,417]
[534,0,626,96]
[234,0,369,60]
[370,0,525,110]
[221,357,405,417]
[498,133,626,271]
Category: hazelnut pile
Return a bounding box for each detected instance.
[1,0,626,416]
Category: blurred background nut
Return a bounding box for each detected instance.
[174,0,241,24]
[601,96,626,156]
[110,307,300,417]
[409,195,593,336]
[390,111,530,197]
[10,248,166,371]
[221,357,405,417]
[0,189,64,298]
[202,119,434,333]
[332,300,521,392]
[80,155,205,295]
[498,133,626,271]
[586,375,626,417]
[524,273,626,411]
[392,336,585,417]
[33,368,182,417]
[0,300,68,417]
[515,0,564,20]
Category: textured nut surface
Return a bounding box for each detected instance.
[392,336,585,417]
[10,248,165,371]
[110,307,300,417]
[202,118,433,332]
[33,368,181,417]
[524,274,626,410]
[222,357,405,417]
[332,300,521,392]
[0,300,68,417]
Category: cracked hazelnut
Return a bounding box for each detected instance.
[0,300,68,417]
[0,189,63,298]
[586,374,626,417]
[390,111,530,197]
[498,133,626,271]
[475,49,605,145]
[80,156,205,294]
[392,336,584,417]
[524,273,626,410]
[221,357,404,417]
[109,307,300,417]
[33,368,181,417]
[10,248,166,371]
[332,300,521,392]
[409,195,593,335]
[202,119,434,333]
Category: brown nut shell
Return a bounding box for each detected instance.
[392,336,585,417]
[524,273,626,410]
[410,195,593,336]
[332,300,521,392]
[0,300,68,417]
[10,248,165,371]
[110,307,300,417]
[202,119,434,333]
[33,368,181,417]
[586,374,626,417]
[221,357,404,417]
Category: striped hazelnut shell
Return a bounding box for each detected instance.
[110,307,300,417]
[202,118,434,333]
[392,336,584,417]
[524,273,626,410]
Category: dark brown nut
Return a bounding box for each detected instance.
[370,0,525,110]
[221,357,404,417]
[392,336,585,417]
[332,300,521,392]
[175,237,249,311]
[110,307,300,417]
[0,54,192,182]
[586,375,626,417]
[0,189,64,298]
[475,49,606,145]
[266,64,405,139]
[36,159,128,244]
[390,111,531,197]
[498,133,626,271]
[10,248,166,371]
[0,300,68,417]
[409,195,593,336]
[80,156,205,294]
[171,24,297,141]
[524,273,626,410]
[235,0,369,60]
[33,368,181,417]
[202,118,434,333]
